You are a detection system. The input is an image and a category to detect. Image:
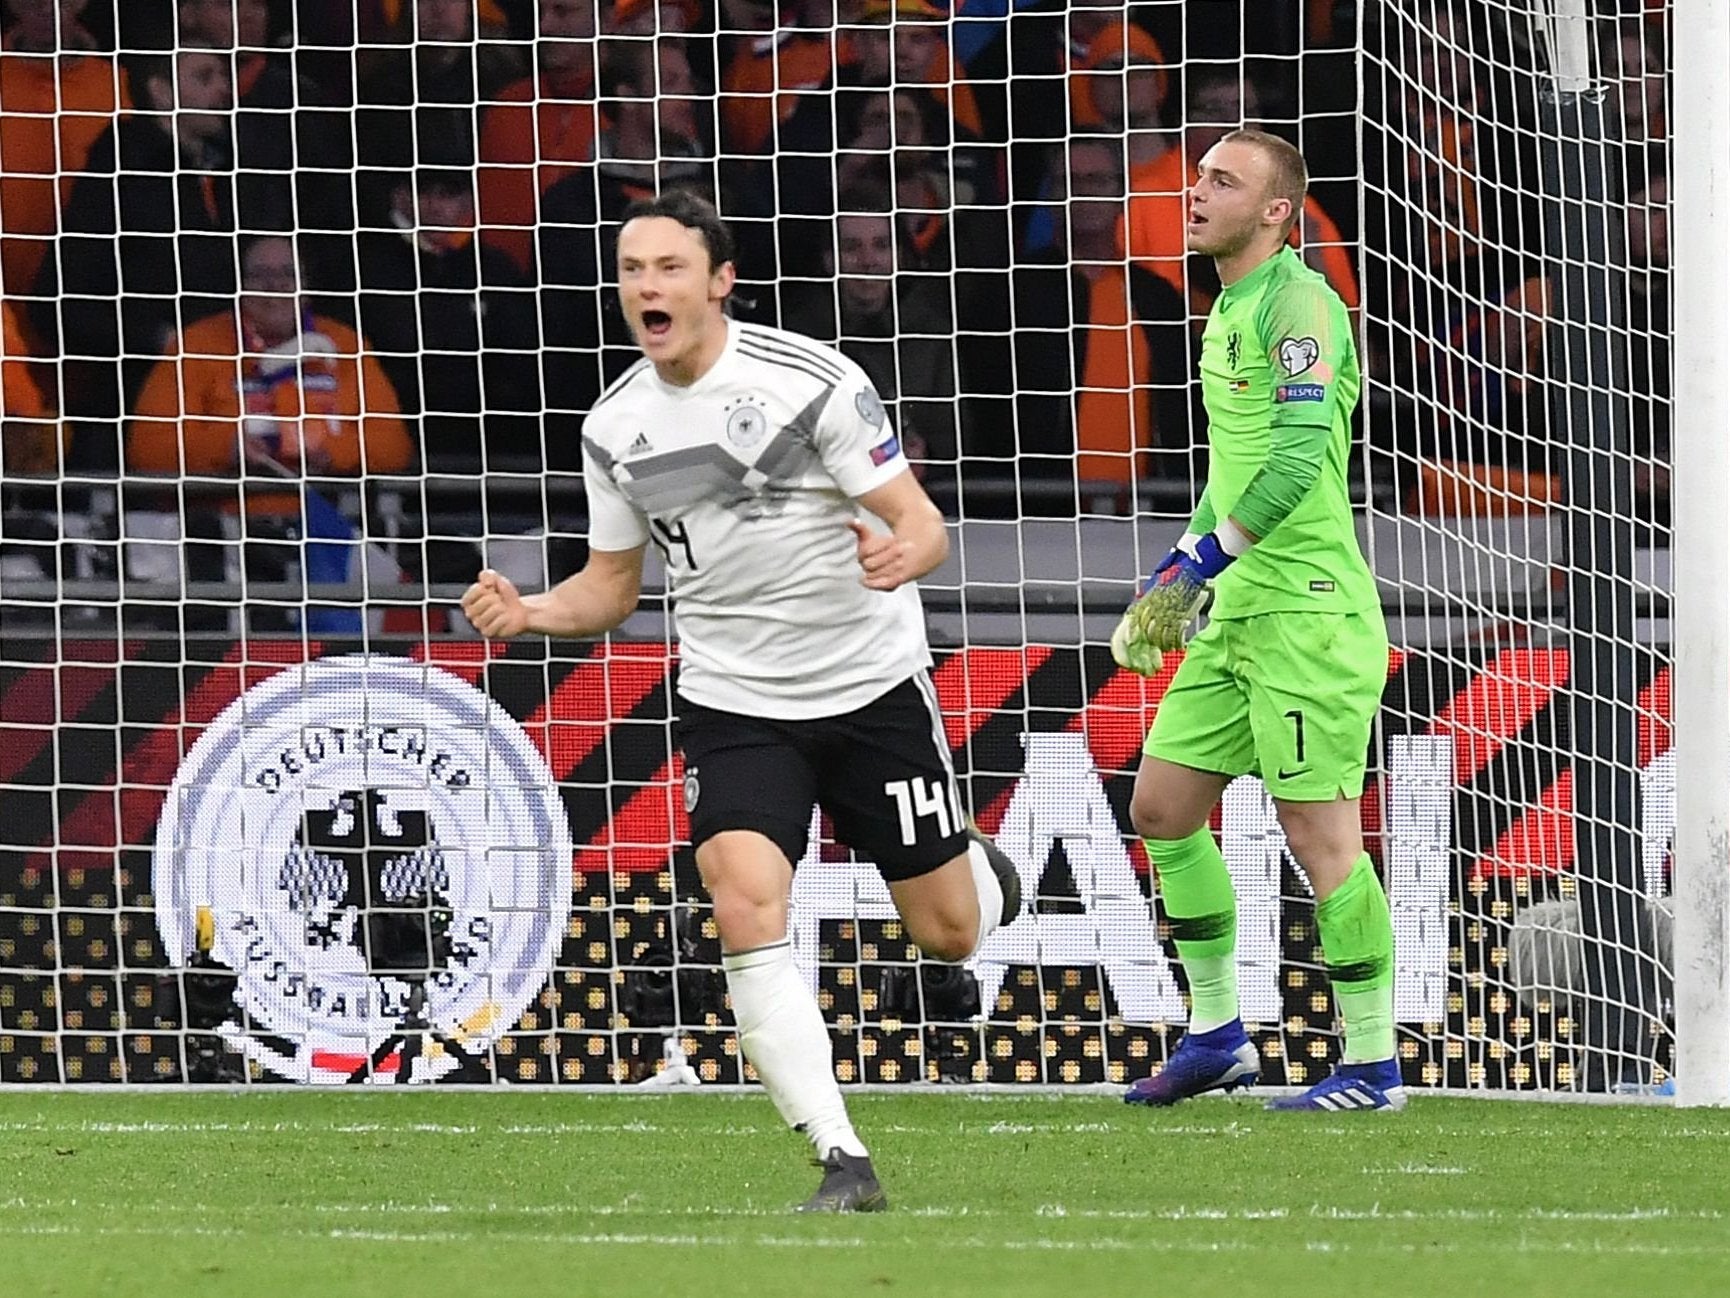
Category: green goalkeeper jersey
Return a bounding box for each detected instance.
[1189,246,1378,620]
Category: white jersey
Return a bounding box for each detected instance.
[581,319,932,719]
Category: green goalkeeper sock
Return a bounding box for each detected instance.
[1146,828,1238,1033]
[1315,854,1396,1064]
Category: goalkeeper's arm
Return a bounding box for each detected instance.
[1112,420,1331,668]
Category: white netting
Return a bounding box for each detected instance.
[0,0,1678,1090]
[1363,0,1673,1090]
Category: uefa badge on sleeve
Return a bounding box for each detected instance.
[1277,336,1321,376]
[150,656,574,1084]
[855,386,886,429]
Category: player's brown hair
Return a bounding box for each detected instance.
[1222,127,1308,237]
[621,189,737,274]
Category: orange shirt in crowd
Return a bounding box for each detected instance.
[129,313,411,511]
[1069,20,1169,133]
[721,30,836,155]
[0,52,130,296]
[2,297,65,471]
[2,299,49,419]
[1123,150,1360,312]
[478,73,601,272]
[723,28,981,155]
[1075,267,1153,485]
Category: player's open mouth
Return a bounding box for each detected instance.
[641,310,673,339]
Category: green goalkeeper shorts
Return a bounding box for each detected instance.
[1142,607,1389,802]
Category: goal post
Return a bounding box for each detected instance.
[1670,0,1730,1108]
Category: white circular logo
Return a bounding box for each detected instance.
[151,655,573,1084]
[726,403,767,448]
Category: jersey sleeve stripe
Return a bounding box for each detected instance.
[738,329,846,381]
[581,434,617,471]
[739,320,847,368]
[737,341,846,389]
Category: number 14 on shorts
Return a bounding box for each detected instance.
[885,776,965,847]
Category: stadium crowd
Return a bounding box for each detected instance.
[0,0,1670,603]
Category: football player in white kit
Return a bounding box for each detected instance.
[462,191,1020,1212]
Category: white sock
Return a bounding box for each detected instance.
[967,838,1006,955]
[722,940,867,1159]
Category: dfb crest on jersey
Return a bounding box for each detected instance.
[854,385,886,430]
[151,656,573,1084]
[725,399,768,449]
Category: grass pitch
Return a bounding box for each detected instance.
[1,1091,1726,1298]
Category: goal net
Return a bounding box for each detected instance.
[0,0,1683,1093]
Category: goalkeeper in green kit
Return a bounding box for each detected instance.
[1115,129,1402,1112]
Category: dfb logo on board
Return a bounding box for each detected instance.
[151,656,573,1084]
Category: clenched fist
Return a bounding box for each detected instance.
[847,519,916,592]
[461,569,529,639]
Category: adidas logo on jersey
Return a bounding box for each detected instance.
[626,432,653,456]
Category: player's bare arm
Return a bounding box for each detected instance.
[461,544,646,640]
[849,470,949,592]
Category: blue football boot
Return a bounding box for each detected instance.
[1265,1058,1407,1112]
[1124,1020,1260,1106]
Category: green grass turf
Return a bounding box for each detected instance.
[1,1092,1726,1298]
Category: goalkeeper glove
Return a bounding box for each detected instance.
[1127,531,1242,652]
[1109,608,1164,677]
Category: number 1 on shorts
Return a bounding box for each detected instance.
[1285,708,1306,763]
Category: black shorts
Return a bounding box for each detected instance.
[673,673,968,882]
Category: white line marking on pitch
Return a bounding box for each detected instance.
[1,1221,1727,1259]
[0,1118,1257,1139]
[3,1197,1724,1228]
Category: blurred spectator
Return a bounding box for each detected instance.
[604,0,700,35]
[1601,19,1668,172]
[719,0,836,156]
[602,36,708,197]
[537,37,773,444]
[2,295,60,473]
[354,0,528,223]
[778,16,1010,273]
[1123,69,1358,317]
[1386,4,1484,252]
[848,0,983,138]
[129,234,410,494]
[975,138,1189,495]
[779,184,958,474]
[0,0,128,300]
[328,0,521,47]
[179,0,354,246]
[478,0,601,273]
[181,1,316,107]
[1068,16,1168,141]
[534,31,709,452]
[354,168,541,472]
[2,0,98,50]
[1395,252,1557,519]
[1020,19,1170,256]
[34,46,298,465]
[992,0,1155,202]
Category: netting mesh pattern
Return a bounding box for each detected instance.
[0,1,1675,1088]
